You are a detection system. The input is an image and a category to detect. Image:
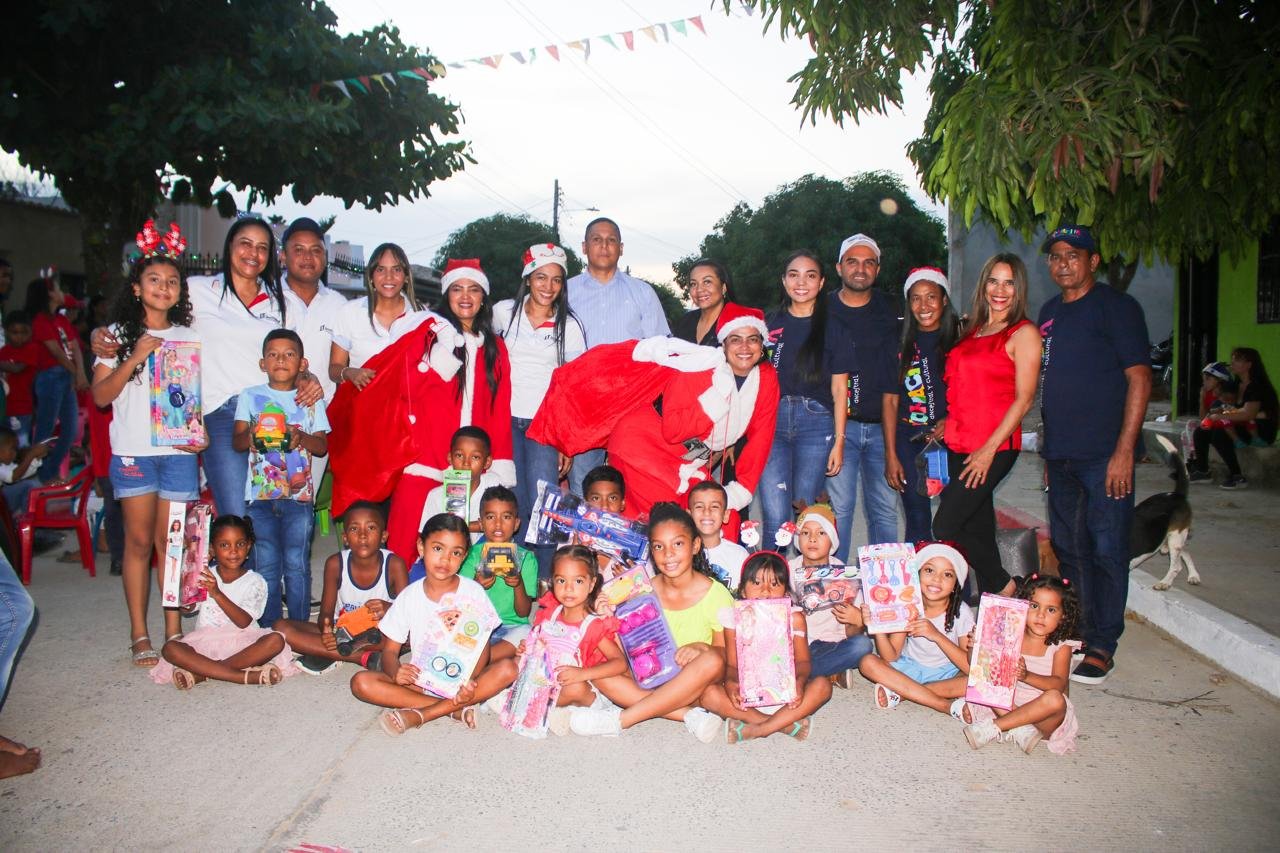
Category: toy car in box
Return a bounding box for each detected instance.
[525,482,649,563]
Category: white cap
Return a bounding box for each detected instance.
[914,543,969,589]
[838,233,881,263]
[903,266,950,299]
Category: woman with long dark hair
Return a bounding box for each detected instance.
[673,259,734,346]
[882,267,960,542]
[1188,346,1279,489]
[327,242,428,389]
[25,274,87,483]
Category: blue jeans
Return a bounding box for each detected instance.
[2,479,37,515]
[0,551,35,711]
[512,417,559,577]
[895,426,935,544]
[202,397,247,518]
[248,499,315,626]
[808,634,873,677]
[826,420,900,560]
[1045,456,1135,657]
[32,367,78,484]
[570,447,607,497]
[760,396,835,548]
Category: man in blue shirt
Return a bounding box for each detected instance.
[566,217,671,492]
[825,233,902,559]
[1038,225,1150,685]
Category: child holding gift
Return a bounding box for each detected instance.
[582,464,628,516]
[419,426,503,543]
[570,502,731,742]
[0,427,47,512]
[0,311,40,444]
[152,515,298,688]
[458,485,538,661]
[233,328,329,627]
[962,574,1083,754]
[274,501,408,675]
[689,480,749,589]
[351,513,515,735]
[857,542,975,716]
[706,551,833,743]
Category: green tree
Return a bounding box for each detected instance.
[1,1,470,290]
[734,1,1280,262]
[433,213,583,302]
[637,276,688,328]
[674,172,946,309]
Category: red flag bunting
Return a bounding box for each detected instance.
[690,15,706,34]
[622,31,635,50]
[546,44,559,61]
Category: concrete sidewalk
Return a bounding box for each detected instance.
[2,538,1279,850]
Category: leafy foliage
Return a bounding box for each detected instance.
[433,214,583,302]
[674,173,946,309]
[735,1,1280,262]
[1,0,470,287]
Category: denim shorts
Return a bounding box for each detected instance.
[891,656,960,685]
[109,453,199,501]
[490,623,531,647]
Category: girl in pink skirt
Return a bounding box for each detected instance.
[152,515,298,688]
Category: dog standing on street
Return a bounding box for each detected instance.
[1130,434,1198,590]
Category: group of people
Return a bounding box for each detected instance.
[3,211,1221,774]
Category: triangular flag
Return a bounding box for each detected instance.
[333,80,351,98]
[657,23,669,42]
[671,19,687,36]
[622,31,635,50]
[546,44,559,61]
[398,69,419,78]
[372,74,389,92]
[470,58,487,66]
[383,73,397,86]
[529,47,536,62]
[601,34,617,49]
[641,26,657,42]
[358,75,371,90]
[690,15,706,34]
[512,50,526,64]
[428,62,446,78]
[448,62,465,69]
[740,1,755,15]
[568,39,591,60]
[482,54,503,69]
[347,77,368,94]
[308,83,321,99]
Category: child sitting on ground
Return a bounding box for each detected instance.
[152,515,299,688]
[351,513,516,735]
[0,427,47,512]
[962,574,1083,754]
[857,543,975,717]
[0,312,40,445]
[457,485,539,662]
[787,504,871,686]
[688,480,749,589]
[420,426,502,543]
[274,501,408,675]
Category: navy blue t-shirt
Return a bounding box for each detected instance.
[895,328,948,428]
[826,289,900,421]
[1038,284,1149,460]
[765,309,858,408]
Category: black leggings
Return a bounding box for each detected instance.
[1191,427,1246,476]
[931,448,1020,595]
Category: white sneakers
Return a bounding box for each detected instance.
[1008,724,1043,754]
[683,708,723,744]
[569,706,623,737]
[964,719,1042,754]
[964,719,1002,749]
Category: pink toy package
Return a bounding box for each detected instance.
[499,626,560,739]
[180,503,214,607]
[615,593,679,690]
[789,563,862,614]
[966,594,1030,710]
[857,543,924,634]
[601,562,654,607]
[733,598,796,709]
[411,593,501,699]
[159,502,187,608]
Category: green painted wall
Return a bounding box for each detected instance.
[1218,243,1280,376]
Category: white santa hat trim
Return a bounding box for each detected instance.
[440,258,490,294]
[797,507,840,551]
[724,480,753,512]
[915,542,969,589]
[715,303,769,344]
[903,266,950,299]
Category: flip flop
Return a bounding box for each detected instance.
[379,708,427,736]
[785,718,812,742]
[873,683,900,709]
[725,720,748,745]
[172,668,197,690]
[949,698,972,724]
[130,636,160,668]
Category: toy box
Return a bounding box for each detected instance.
[334,605,382,656]
[442,468,472,521]
[150,340,204,447]
[789,563,861,614]
[857,543,924,634]
[733,598,797,709]
[159,502,187,608]
[411,592,500,699]
[615,593,679,690]
[525,480,649,563]
[601,562,654,607]
[966,594,1029,710]
[476,542,520,579]
[179,503,213,607]
[499,630,559,739]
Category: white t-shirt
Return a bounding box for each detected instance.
[420,471,502,543]
[378,575,497,649]
[0,458,39,485]
[704,538,749,590]
[330,295,432,369]
[187,275,290,414]
[492,298,586,419]
[96,323,201,457]
[902,602,976,670]
[195,568,268,630]
[282,274,349,401]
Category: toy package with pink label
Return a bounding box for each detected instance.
[966,594,1029,710]
[499,625,560,739]
[180,503,214,607]
[789,563,862,614]
[159,502,187,608]
[733,598,797,708]
[857,543,924,634]
[615,593,679,689]
[150,340,204,447]
[411,593,501,699]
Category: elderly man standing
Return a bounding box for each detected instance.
[825,233,901,559]
[565,216,671,493]
[1038,225,1150,685]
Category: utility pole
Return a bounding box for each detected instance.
[552,178,562,243]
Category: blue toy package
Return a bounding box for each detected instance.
[916,438,950,497]
[524,480,650,563]
[614,593,679,690]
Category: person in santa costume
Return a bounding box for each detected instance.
[327,259,515,563]
[530,303,778,534]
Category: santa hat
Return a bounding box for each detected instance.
[797,503,839,551]
[441,258,489,294]
[914,543,969,588]
[715,302,769,343]
[522,243,567,278]
[903,266,949,299]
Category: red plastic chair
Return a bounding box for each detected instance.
[19,466,96,585]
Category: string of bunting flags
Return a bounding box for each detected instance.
[312,14,708,98]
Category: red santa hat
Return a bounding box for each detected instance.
[903,266,950,299]
[440,258,489,294]
[715,302,769,344]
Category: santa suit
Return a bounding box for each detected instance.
[327,315,515,563]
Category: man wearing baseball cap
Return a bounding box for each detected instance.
[1038,224,1150,685]
[825,233,902,560]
